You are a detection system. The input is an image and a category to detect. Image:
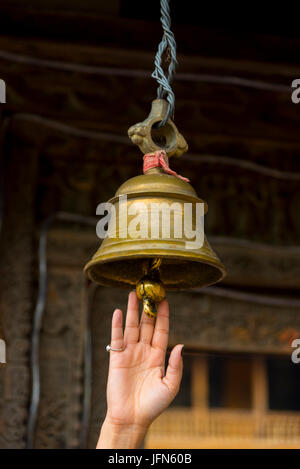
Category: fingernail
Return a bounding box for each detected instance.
[181,344,184,355]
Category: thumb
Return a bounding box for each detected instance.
[163,344,184,396]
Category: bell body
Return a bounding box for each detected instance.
[84,168,226,290]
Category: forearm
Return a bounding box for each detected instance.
[97,418,148,449]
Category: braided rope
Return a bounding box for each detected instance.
[152,0,177,127]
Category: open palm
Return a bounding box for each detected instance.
[105,291,183,429]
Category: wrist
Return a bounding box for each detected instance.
[97,417,149,449]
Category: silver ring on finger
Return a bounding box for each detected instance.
[106,344,125,352]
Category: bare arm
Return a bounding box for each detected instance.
[97,291,183,449]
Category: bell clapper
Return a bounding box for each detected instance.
[136,258,166,319]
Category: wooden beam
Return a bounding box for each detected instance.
[0,36,299,147]
[0,5,300,65]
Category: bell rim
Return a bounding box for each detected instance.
[84,251,226,290]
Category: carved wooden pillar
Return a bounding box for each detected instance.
[191,356,208,411]
[34,264,87,448]
[30,225,96,448]
[252,356,268,415]
[0,116,6,367]
[0,119,39,448]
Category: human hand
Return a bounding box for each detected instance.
[97,291,183,448]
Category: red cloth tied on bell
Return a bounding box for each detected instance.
[143,150,190,183]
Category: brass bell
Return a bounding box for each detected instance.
[84,100,226,316]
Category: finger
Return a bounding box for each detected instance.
[139,309,155,345]
[163,344,184,395]
[110,309,124,349]
[151,299,169,354]
[124,291,140,344]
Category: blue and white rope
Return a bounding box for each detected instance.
[152,0,177,127]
